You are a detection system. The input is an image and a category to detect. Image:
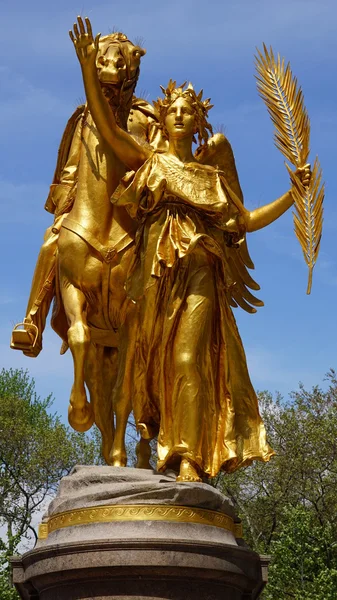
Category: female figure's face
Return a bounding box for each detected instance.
[165,96,196,140]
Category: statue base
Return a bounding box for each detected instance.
[11,466,268,599]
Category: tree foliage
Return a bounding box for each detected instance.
[0,368,102,597]
[216,369,337,597]
[0,535,20,600]
[265,506,337,599]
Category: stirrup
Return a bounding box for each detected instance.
[10,321,40,357]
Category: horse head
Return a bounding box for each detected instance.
[97,33,146,88]
[96,33,146,127]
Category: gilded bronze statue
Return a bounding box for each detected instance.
[11,16,322,482]
[70,17,311,482]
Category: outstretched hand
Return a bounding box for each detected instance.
[294,163,311,188]
[69,16,100,67]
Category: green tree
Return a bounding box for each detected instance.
[0,368,102,597]
[0,535,20,600]
[215,370,337,596]
[265,506,337,599]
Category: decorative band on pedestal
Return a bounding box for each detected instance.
[38,504,243,539]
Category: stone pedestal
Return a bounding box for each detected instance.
[12,466,267,599]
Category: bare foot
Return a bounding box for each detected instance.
[177,458,202,482]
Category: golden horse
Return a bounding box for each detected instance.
[56,32,152,465]
[11,31,158,466]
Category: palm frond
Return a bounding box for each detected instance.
[255,44,310,167]
[255,44,324,294]
[288,158,325,294]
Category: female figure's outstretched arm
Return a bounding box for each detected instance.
[69,16,151,171]
[233,164,311,233]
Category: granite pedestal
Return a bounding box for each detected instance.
[12,466,268,599]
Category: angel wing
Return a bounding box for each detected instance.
[196,133,263,314]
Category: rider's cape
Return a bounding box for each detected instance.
[45,105,85,218]
[44,97,161,219]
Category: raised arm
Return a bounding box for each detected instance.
[69,16,151,171]
[232,164,311,233]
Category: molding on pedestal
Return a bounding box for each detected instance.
[38,503,243,540]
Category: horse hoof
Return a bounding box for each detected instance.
[135,457,152,469]
[135,438,152,469]
[68,402,94,433]
[111,459,127,467]
[108,449,127,467]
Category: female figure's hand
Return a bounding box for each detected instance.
[69,16,100,68]
[293,163,312,188]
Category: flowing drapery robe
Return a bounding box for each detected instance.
[112,151,274,477]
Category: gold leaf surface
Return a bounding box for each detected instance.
[255,44,324,294]
[290,158,325,294]
[255,44,310,167]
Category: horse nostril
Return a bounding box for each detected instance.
[115,57,126,69]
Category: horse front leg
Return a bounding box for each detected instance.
[109,301,153,469]
[85,344,118,464]
[109,319,134,467]
[110,391,130,467]
[62,282,94,432]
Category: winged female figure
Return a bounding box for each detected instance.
[70,17,310,482]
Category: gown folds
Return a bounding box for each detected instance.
[112,151,274,477]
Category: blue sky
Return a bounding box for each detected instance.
[1,0,336,423]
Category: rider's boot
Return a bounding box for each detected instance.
[10,225,59,357]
